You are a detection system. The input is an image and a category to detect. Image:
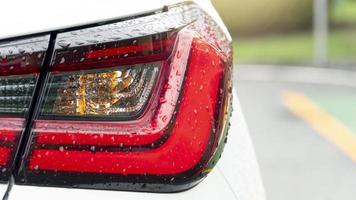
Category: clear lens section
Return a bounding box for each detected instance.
[0,35,49,76]
[0,75,37,116]
[48,3,204,71]
[40,62,160,119]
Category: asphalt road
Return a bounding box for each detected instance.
[234,65,356,200]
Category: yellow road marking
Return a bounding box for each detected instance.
[283,92,356,163]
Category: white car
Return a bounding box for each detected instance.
[0,0,265,199]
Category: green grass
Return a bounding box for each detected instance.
[232,0,356,65]
[333,1,356,25]
[234,29,356,64]
[329,29,356,61]
[234,32,313,64]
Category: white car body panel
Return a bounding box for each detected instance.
[0,0,230,41]
[0,185,7,197]
[1,0,264,199]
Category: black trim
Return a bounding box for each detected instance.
[0,142,15,148]
[12,33,57,173]
[15,171,204,193]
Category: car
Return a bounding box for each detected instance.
[0,0,265,199]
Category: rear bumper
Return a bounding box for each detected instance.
[4,91,265,200]
[0,184,7,198]
[8,168,236,200]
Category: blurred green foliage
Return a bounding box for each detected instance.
[234,28,356,64]
[213,0,356,65]
[332,0,356,25]
[328,29,356,62]
[212,0,313,36]
[234,33,313,64]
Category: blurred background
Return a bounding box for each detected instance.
[212,0,356,199]
[214,0,356,66]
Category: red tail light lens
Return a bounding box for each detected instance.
[13,3,233,192]
[0,35,49,182]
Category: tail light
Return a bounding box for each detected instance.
[2,2,232,192]
[0,35,49,182]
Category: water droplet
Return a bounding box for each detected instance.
[59,146,64,152]
[60,57,65,64]
[176,50,182,59]
[194,109,198,115]
[18,48,25,54]
[90,146,96,151]
[75,41,85,45]
[164,83,171,89]
[58,40,71,49]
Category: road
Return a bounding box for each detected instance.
[234,65,356,200]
